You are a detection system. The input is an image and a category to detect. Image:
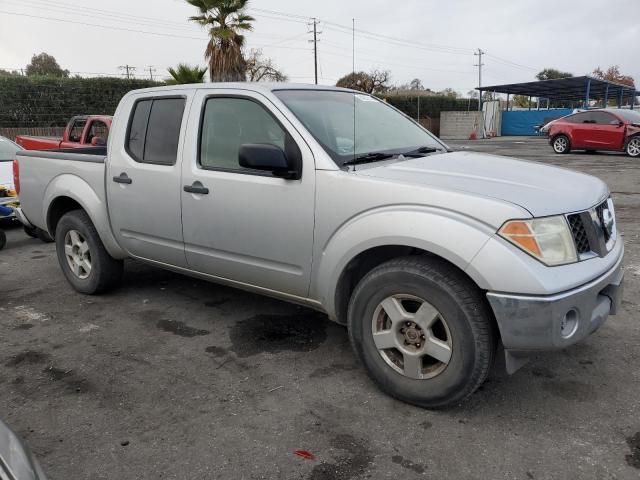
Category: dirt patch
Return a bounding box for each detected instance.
[43,366,92,394]
[5,350,49,367]
[626,432,640,469]
[308,434,373,480]
[205,346,228,357]
[309,363,358,379]
[391,455,427,474]
[541,380,596,402]
[156,320,210,338]
[229,312,328,358]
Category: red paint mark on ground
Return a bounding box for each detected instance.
[294,450,315,460]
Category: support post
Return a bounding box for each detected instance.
[618,89,623,108]
[528,96,531,111]
[604,83,609,108]
[584,78,591,109]
[506,93,510,111]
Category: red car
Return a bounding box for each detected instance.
[15,115,112,151]
[548,109,640,158]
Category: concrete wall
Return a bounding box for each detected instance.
[440,111,482,140]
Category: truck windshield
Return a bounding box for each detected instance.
[273,90,445,167]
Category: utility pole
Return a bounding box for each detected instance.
[147,66,156,81]
[308,18,321,84]
[473,48,484,112]
[119,65,136,79]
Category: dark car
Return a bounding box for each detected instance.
[548,108,640,157]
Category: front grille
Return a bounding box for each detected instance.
[567,214,590,254]
[595,201,611,243]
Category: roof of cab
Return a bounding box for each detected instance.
[126,82,356,95]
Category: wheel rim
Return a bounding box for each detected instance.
[371,294,453,380]
[628,138,640,157]
[64,229,92,279]
[553,137,567,153]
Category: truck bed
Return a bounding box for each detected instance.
[16,147,107,233]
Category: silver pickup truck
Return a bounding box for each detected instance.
[15,84,624,408]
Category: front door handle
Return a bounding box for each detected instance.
[184,182,209,195]
[113,172,132,184]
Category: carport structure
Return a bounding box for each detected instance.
[478,76,639,111]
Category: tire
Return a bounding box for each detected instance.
[36,228,54,243]
[23,225,38,238]
[552,135,571,154]
[627,136,640,158]
[55,210,123,294]
[0,230,6,250]
[347,256,497,409]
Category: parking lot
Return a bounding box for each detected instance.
[1,136,639,479]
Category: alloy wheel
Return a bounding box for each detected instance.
[553,136,568,153]
[64,229,92,279]
[628,138,640,157]
[371,294,453,380]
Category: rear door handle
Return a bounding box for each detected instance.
[113,172,132,184]
[184,182,209,195]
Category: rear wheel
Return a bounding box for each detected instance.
[627,137,640,158]
[552,135,571,154]
[347,256,497,408]
[55,210,123,294]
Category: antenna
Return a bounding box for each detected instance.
[352,18,356,169]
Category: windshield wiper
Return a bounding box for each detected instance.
[401,146,442,157]
[342,152,396,166]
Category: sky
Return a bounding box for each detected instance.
[0,0,638,95]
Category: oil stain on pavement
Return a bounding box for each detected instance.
[229,312,328,358]
[626,432,640,469]
[308,434,373,480]
[5,350,49,367]
[391,455,427,474]
[156,319,210,338]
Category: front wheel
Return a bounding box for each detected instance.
[55,210,123,294]
[552,135,571,154]
[347,257,497,408]
[627,136,640,158]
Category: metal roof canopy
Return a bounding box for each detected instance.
[478,76,639,105]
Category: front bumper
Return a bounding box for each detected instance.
[486,251,624,355]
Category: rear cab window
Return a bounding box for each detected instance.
[126,97,186,165]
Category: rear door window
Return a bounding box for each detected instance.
[126,97,185,165]
[68,118,87,142]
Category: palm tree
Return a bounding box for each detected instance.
[186,0,254,82]
[166,64,207,84]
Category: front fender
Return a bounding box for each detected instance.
[43,174,126,259]
[311,206,497,320]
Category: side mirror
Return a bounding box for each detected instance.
[91,137,106,146]
[239,144,299,179]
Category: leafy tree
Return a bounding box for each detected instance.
[0,69,21,77]
[409,78,424,90]
[186,0,254,82]
[437,88,459,98]
[466,90,479,99]
[336,69,390,94]
[592,65,635,87]
[25,53,69,77]
[535,68,573,81]
[166,63,207,84]
[512,95,533,108]
[246,49,287,82]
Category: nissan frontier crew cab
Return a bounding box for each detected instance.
[14,84,624,408]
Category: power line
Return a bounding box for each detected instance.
[118,65,136,79]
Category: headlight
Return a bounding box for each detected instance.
[498,216,577,266]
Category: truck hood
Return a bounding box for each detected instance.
[353,151,608,217]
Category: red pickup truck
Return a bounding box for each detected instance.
[15,115,112,150]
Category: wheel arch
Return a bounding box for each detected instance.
[312,208,499,325]
[43,175,126,259]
